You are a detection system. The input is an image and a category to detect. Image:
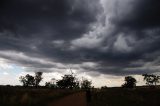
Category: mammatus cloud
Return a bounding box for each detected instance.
[0,0,160,79]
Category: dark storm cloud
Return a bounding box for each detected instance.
[0,0,101,58]
[0,0,103,72]
[109,0,160,60]
[0,0,101,39]
[0,0,160,76]
[95,0,160,75]
[112,0,160,29]
[69,0,160,75]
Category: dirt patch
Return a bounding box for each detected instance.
[48,92,87,106]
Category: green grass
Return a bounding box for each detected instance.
[90,88,160,106]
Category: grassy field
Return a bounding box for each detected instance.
[90,87,160,106]
[0,86,76,106]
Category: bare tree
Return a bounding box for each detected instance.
[142,74,160,86]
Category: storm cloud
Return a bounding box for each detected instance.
[0,0,160,76]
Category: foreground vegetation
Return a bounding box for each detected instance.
[0,86,77,106]
[90,87,160,106]
[1,86,160,106]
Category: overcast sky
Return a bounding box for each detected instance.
[0,0,160,87]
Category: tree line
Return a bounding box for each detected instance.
[122,74,160,88]
[19,72,92,89]
[19,72,160,89]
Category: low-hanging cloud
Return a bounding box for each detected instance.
[0,0,160,76]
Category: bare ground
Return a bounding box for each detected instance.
[48,92,87,106]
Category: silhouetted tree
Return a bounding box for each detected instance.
[45,78,57,88]
[81,78,93,103]
[81,79,92,89]
[101,86,108,90]
[45,82,57,88]
[56,74,79,89]
[19,74,35,87]
[142,74,160,86]
[19,72,43,87]
[34,72,43,87]
[122,76,137,88]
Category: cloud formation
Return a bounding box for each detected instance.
[0,0,160,77]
